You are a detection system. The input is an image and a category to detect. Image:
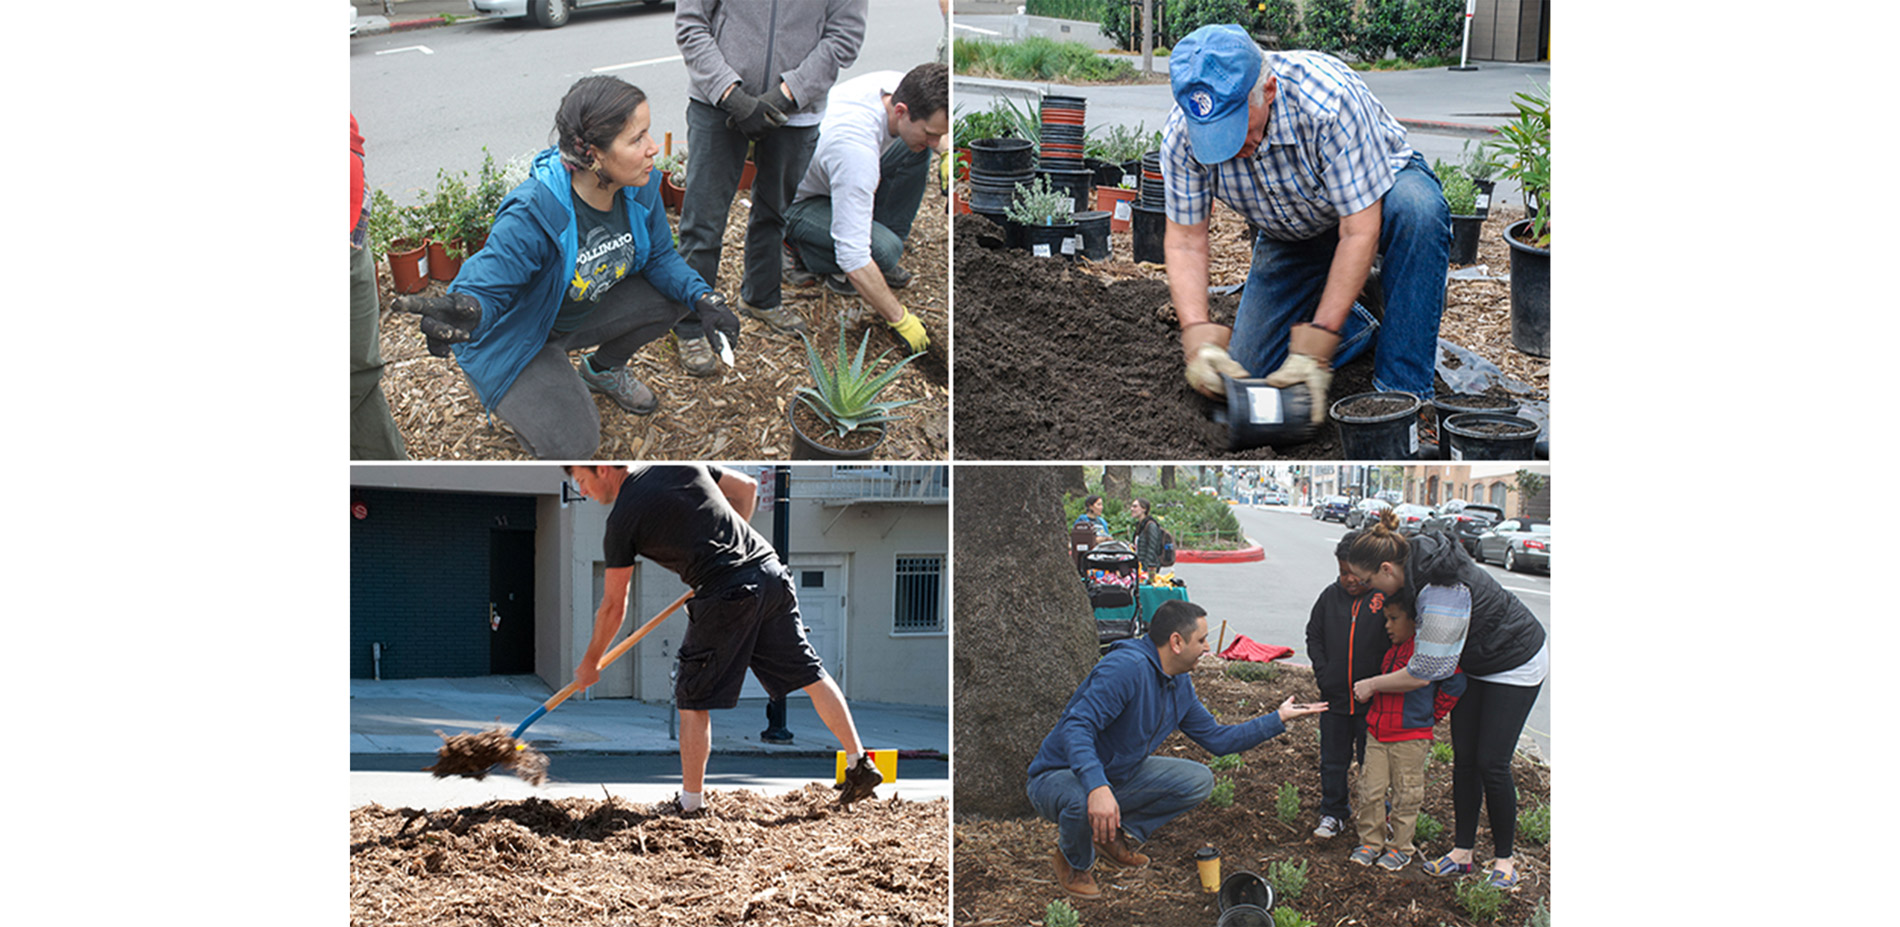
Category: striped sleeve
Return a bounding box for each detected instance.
[1406,583,1469,681]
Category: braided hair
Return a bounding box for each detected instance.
[552,76,648,188]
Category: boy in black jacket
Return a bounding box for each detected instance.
[1303,530,1392,838]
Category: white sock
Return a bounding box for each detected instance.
[847,751,865,766]
[679,790,703,812]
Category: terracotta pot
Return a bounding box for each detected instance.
[387,239,430,294]
[738,159,757,192]
[954,194,972,215]
[1096,186,1139,232]
[662,171,685,210]
[426,239,463,282]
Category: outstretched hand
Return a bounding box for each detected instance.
[1275,696,1328,722]
[392,292,483,357]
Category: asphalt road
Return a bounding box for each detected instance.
[351,0,947,202]
[1168,503,1552,760]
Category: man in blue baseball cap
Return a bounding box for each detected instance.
[1163,25,1450,427]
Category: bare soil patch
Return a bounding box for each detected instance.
[952,660,1551,927]
[372,172,952,461]
[351,786,948,926]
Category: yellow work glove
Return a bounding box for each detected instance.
[939,150,954,194]
[1262,323,1339,424]
[890,308,930,353]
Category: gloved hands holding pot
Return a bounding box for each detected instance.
[1181,321,1248,399]
[392,292,483,357]
[1263,322,1338,425]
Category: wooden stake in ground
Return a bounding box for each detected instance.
[425,729,549,786]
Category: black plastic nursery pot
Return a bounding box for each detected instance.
[1130,203,1167,264]
[1449,214,1482,265]
[1035,166,1093,215]
[968,137,1034,175]
[1442,411,1540,460]
[1330,390,1423,460]
[787,404,887,461]
[1430,392,1520,460]
[1215,906,1273,927]
[1216,376,1317,450]
[1022,221,1081,259]
[1084,157,1124,188]
[1472,178,1497,218]
[1506,218,1550,357]
[1072,210,1111,260]
[1218,871,1275,913]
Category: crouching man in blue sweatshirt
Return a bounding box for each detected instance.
[1027,600,1328,898]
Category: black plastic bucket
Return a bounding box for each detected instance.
[1072,210,1111,260]
[1450,214,1482,265]
[1219,871,1275,914]
[1506,219,1549,357]
[1473,178,1496,218]
[968,174,1032,213]
[1215,905,1273,927]
[1036,167,1093,215]
[1431,393,1521,460]
[1022,221,1080,259]
[1443,412,1540,460]
[1131,203,1166,263]
[968,137,1035,176]
[1330,391,1423,460]
[1218,376,1317,449]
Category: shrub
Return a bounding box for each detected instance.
[1044,898,1080,927]
[1209,775,1237,808]
[1005,175,1076,226]
[1224,661,1279,684]
[1455,877,1505,922]
[1265,857,1308,900]
[1274,782,1300,822]
[1430,740,1454,765]
[1301,0,1357,56]
[1523,899,1550,927]
[1209,753,1245,772]
[1441,171,1477,216]
[1258,0,1302,48]
[1414,810,1443,845]
[1272,907,1317,927]
[1517,801,1550,844]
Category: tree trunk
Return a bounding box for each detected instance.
[953,466,1101,820]
[1160,465,1175,490]
[1102,466,1132,501]
[1056,466,1088,499]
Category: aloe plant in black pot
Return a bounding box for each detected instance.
[788,329,925,459]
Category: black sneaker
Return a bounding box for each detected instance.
[835,755,883,807]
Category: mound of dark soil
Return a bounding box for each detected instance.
[952,660,1551,927]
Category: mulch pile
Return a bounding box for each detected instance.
[372,167,952,460]
[424,729,548,786]
[952,660,1551,927]
[352,786,948,926]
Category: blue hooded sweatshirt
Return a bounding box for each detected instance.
[446,148,712,410]
[1027,637,1288,793]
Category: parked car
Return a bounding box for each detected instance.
[1344,498,1392,529]
[472,0,665,29]
[1260,489,1288,505]
[1375,489,1403,505]
[1423,502,1506,557]
[1391,503,1436,536]
[1312,495,1351,523]
[1476,519,1550,573]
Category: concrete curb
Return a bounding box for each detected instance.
[1397,118,1498,139]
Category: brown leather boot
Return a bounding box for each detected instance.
[1094,831,1151,869]
[1052,851,1102,899]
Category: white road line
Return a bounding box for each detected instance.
[1502,584,1548,596]
[953,23,1000,36]
[375,46,433,56]
[593,54,685,73]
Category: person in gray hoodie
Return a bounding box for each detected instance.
[669,0,867,374]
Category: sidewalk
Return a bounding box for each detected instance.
[352,0,497,35]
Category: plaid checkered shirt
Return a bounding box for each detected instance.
[1162,51,1414,241]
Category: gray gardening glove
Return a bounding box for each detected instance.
[392,292,483,357]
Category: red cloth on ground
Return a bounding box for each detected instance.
[1219,634,1293,663]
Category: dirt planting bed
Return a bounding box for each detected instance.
[952,660,1551,927]
[372,174,952,461]
[351,786,948,926]
[950,204,1546,459]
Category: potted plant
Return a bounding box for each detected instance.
[788,329,925,459]
[654,147,688,210]
[371,189,432,295]
[1439,168,1482,266]
[1005,174,1078,258]
[1486,82,1549,356]
[423,167,479,281]
[1458,139,1502,219]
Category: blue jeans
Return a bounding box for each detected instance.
[1228,152,1449,399]
[1026,757,1214,871]
[783,137,931,276]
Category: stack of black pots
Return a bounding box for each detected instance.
[1131,149,1167,263]
[1036,94,1093,219]
[966,137,1036,247]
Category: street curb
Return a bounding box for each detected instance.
[1398,118,1497,139]
[356,14,497,37]
[1176,540,1264,564]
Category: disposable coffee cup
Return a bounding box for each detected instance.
[1195,846,1221,893]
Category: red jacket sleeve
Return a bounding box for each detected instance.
[350,115,367,238]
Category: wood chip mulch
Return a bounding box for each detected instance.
[351,787,948,926]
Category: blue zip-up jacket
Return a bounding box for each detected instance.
[447,148,712,409]
[1027,638,1288,794]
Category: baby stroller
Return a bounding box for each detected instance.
[1082,541,1142,645]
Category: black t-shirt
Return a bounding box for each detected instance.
[603,465,776,590]
[553,190,637,334]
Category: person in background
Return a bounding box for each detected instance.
[350,114,407,460]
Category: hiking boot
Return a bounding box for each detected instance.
[1052,851,1102,899]
[835,755,883,807]
[1093,830,1150,869]
[737,298,809,336]
[783,243,818,288]
[675,333,718,377]
[577,358,658,415]
[824,273,857,296]
[1313,815,1345,839]
[884,264,913,289]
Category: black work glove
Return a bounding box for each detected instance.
[718,85,788,139]
[392,292,483,357]
[695,292,742,353]
[761,85,796,121]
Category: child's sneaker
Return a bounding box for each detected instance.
[1376,850,1410,871]
[1348,845,1381,866]
[1312,815,1344,839]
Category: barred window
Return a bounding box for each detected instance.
[893,556,945,634]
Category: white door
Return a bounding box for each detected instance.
[741,556,846,699]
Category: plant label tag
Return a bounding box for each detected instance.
[417,254,430,277]
[1123,172,1137,188]
[1060,197,1075,212]
[1245,387,1285,424]
[1033,243,1052,258]
[1063,236,1078,255]
[1409,422,1420,454]
[1451,444,1463,461]
[1475,192,1490,210]
[1115,201,1131,221]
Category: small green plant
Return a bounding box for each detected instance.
[794,330,925,438]
[1044,898,1079,927]
[1460,138,1502,182]
[1485,80,1550,246]
[1209,754,1244,772]
[1005,175,1075,226]
[366,188,406,258]
[1414,810,1443,845]
[654,147,688,175]
[1455,876,1506,922]
[1441,170,1477,216]
[1264,857,1308,901]
[1271,907,1317,927]
[1084,122,1159,164]
[1208,775,1237,808]
[1430,740,1454,765]
[1517,801,1550,845]
[1523,899,1550,927]
[1274,782,1300,822]
[1223,661,1279,684]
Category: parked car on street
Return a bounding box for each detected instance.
[1375,490,1403,505]
[1423,502,1506,557]
[1476,518,1550,573]
[1260,489,1289,505]
[1344,498,1392,529]
[472,0,665,29]
[1391,503,1436,536]
[1312,495,1351,523]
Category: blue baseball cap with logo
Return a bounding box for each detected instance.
[1169,24,1263,165]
